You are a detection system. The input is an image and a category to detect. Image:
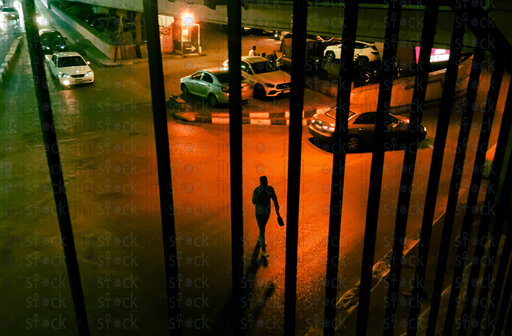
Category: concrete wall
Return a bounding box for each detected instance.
[349,56,473,113]
[62,0,481,50]
[51,5,142,60]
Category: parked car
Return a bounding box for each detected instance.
[221,56,291,99]
[309,108,427,153]
[2,7,19,20]
[180,68,254,107]
[278,36,329,80]
[324,40,380,63]
[39,30,68,54]
[46,52,94,86]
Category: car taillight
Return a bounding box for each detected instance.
[222,87,229,93]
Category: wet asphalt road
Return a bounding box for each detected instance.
[0,7,509,336]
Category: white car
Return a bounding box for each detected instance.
[324,41,381,63]
[222,56,291,99]
[46,52,94,86]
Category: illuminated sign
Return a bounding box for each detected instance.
[415,47,451,63]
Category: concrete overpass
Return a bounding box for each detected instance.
[53,0,510,51]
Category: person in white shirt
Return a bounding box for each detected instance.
[249,46,256,56]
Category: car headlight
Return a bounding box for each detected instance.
[423,126,427,132]
[85,71,93,77]
[60,46,65,49]
[60,73,70,78]
[264,83,275,88]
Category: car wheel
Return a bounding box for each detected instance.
[346,135,360,153]
[326,51,335,63]
[254,83,266,100]
[209,94,218,107]
[181,84,189,96]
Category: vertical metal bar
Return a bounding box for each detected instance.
[384,3,439,335]
[495,250,512,336]
[356,1,401,335]
[438,39,486,334]
[485,168,512,336]
[469,77,512,336]
[323,1,359,335]
[456,63,507,336]
[382,1,434,333]
[141,1,181,334]
[283,0,308,333]
[407,0,468,332]
[22,1,90,335]
[227,0,244,333]
[505,294,512,335]
[422,9,468,336]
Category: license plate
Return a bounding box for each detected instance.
[283,90,290,93]
[75,79,82,83]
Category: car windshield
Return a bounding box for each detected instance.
[214,72,230,84]
[326,109,356,119]
[251,61,279,74]
[3,8,16,12]
[57,56,86,67]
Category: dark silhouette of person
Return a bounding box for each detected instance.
[252,176,280,261]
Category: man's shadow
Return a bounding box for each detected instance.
[212,243,275,335]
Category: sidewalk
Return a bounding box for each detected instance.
[305,182,506,336]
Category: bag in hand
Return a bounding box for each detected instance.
[277,214,285,227]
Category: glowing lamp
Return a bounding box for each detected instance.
[182,13,194,27]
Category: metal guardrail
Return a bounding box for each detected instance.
[23,0,512,335]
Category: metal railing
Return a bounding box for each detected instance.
[22,0,512,335]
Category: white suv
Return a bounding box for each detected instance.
[222,56,292,99]
[324,41,381,63]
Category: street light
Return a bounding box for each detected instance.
[182,13,194,27]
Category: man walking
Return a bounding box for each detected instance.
[252,176,280,265]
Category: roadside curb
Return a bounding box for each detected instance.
[0,37,22,85]
[84,49,208,68]
[305,189,466,336]
[174,109,318,126]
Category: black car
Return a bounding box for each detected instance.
[39,30,68,54]
[309,108,427,153]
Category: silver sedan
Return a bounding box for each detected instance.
[180,68,254,107]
